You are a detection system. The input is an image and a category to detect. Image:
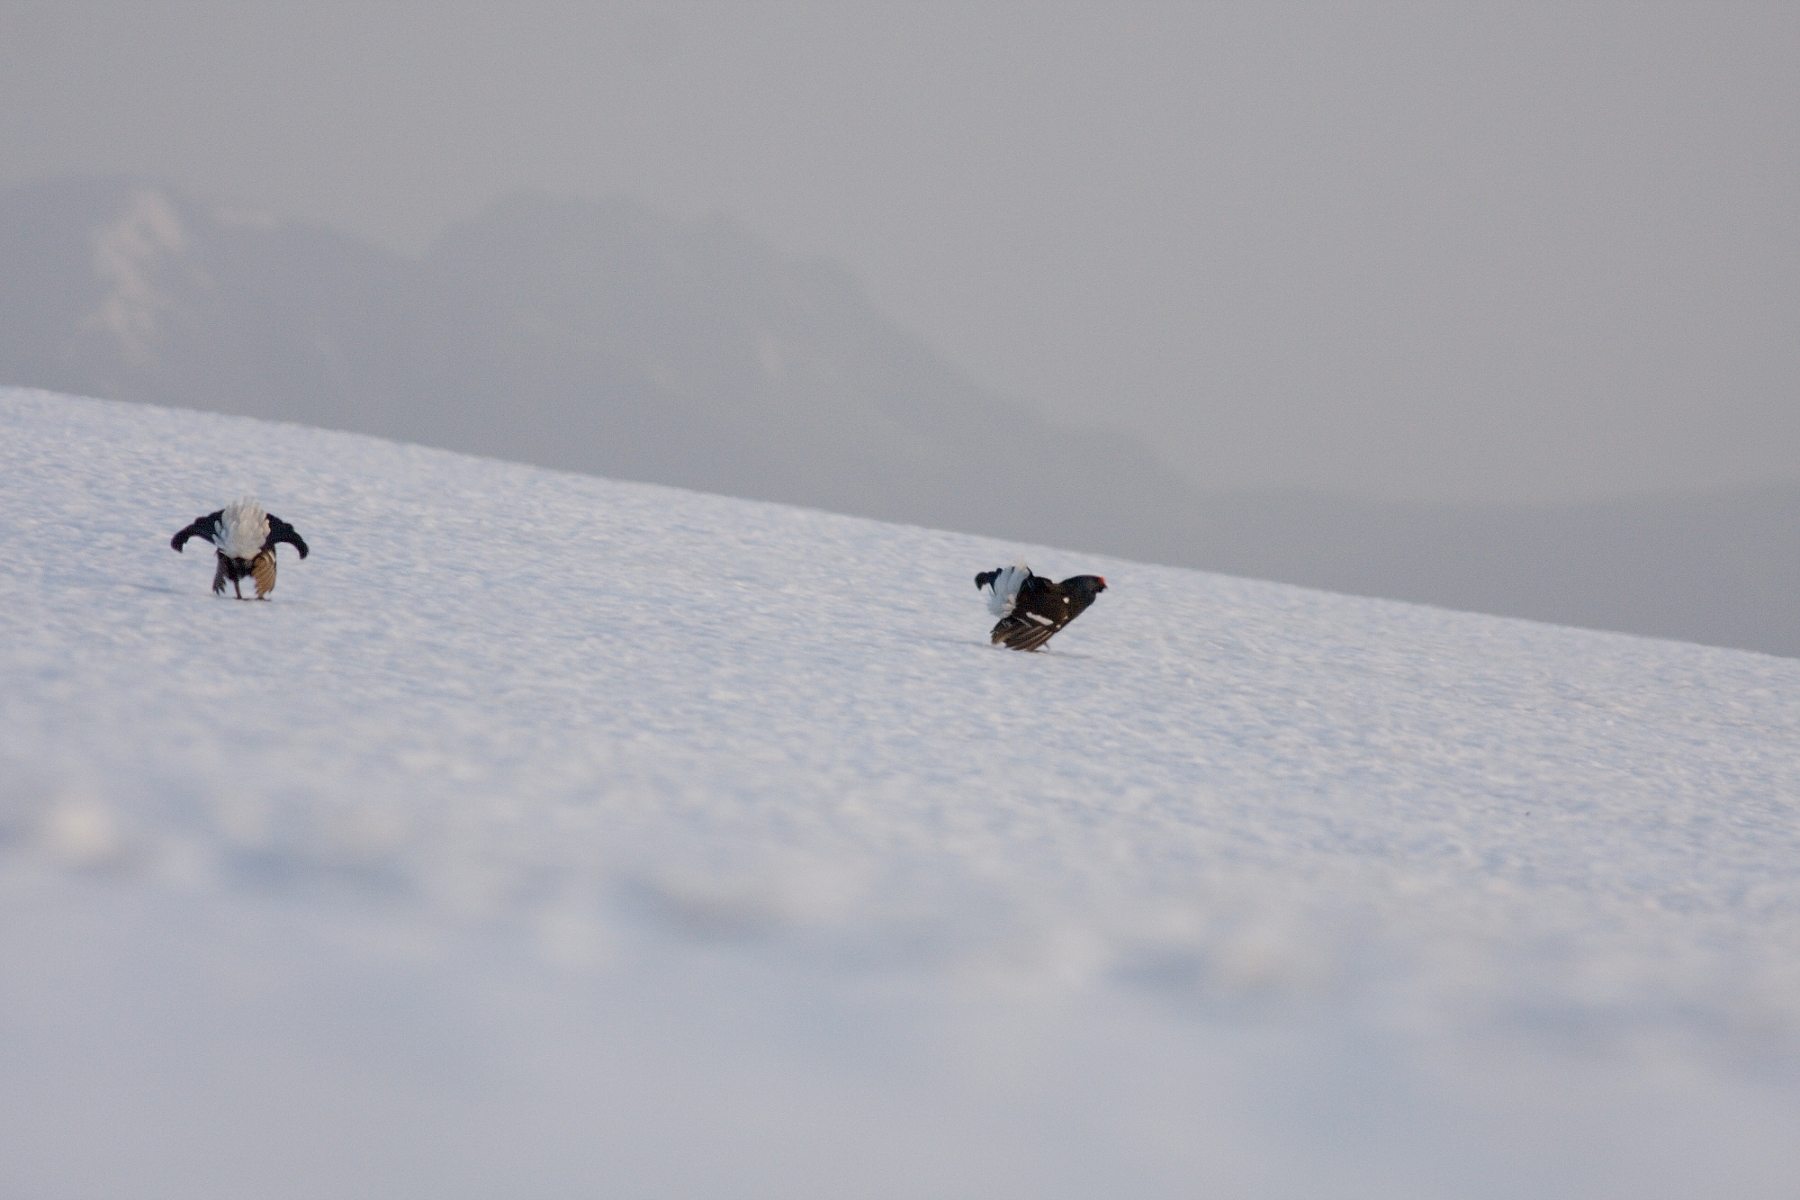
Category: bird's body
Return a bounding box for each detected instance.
[975,562,1107,651]
[171,497,308,599]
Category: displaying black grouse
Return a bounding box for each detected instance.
[171,497,309,599]
[975,562,1107,651]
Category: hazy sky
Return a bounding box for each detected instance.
[3,2,1795,503]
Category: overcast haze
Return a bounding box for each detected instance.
[2,2,1797,503]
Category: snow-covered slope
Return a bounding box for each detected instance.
[3,388,1798,1199]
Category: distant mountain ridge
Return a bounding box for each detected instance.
[0,176,1197,563]
[4,175,1798,657]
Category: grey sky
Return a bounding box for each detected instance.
[2,1,1795,503]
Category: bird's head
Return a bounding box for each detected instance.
[1065,575,1107,601]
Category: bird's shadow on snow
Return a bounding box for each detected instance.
[1029,649,1128,669]
[912,633,1113,665]
[143,585,322,609]
[914,634,1001,652]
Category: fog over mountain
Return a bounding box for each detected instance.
[5,176,1798,657]
[0,177,1197,560]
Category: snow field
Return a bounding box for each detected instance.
[3,388,1798,1198]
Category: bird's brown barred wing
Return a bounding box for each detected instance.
[250,551,278,598]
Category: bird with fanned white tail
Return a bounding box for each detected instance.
[975,561,1106,651]
[171,497,309,599]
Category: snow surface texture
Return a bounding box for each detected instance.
[3,388,1798,1199]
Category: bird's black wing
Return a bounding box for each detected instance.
[990,613,1062,651]
[263,515,309,559]
[171,510,223,553]
[989,576,1069,651]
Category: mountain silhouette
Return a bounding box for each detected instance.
[5,175,1799,657]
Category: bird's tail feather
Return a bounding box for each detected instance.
[983,561,1032,618]
[217,496,270,561]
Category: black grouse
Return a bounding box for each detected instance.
[975,562,1107,651]
[171,497,309,599]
